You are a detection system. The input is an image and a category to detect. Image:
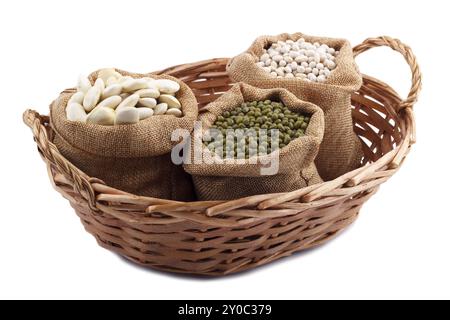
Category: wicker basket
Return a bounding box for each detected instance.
[23,36,421,276]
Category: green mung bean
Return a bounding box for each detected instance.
[205,100,311,159]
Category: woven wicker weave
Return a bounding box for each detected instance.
[23,36,421,276]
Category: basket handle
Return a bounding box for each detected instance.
[353,36,422,110]
[23,109,98,210]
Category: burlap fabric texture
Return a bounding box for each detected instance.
[184,83,324,201]
[51,69,198,200]
[227,32,364,180]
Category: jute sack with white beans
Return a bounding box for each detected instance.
[51,69,198,200]
[227,32,363,181]
[183,83,324,201]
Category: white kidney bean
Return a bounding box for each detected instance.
[67,71,184,125]
[83,85,102,112]
[154,103,168,115]
[155,79,180,94]
[116,94,140,110]
[66,103,87,122]
[86,106,115,125]
[158,94,181,109]
[96,95,122,109]
[121,79,150,92]
[115,107,140,125]
[138,108,154,120]
[68,91,84,105]
[77,76,92,93]
[138,98,157,108]
[165,108,182,117]
[135,88,160,99]
[102,84,122,99]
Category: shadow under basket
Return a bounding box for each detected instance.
[23,36,421,276]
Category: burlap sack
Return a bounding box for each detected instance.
[227,32,364,181]
[50,69,198,200]
[183,83,324,201]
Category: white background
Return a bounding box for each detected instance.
[0,0,448,300]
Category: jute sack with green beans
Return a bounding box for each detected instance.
[51,68,198,200]
[227,32,364,181]
[183,83,324,201]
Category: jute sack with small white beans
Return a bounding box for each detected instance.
[51,69,198,200]
[227,32,364,181]
[183,83,324,201]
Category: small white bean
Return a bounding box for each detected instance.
[257,39,338,80]
[290,62,298,71]
[314,54,321,63]
[276,67,285,76]
[289,51,299,58]
[268,49,277,57]
[260,53,270,62]
[326,60,336,70]
[317,75,326,83]
[272,55,283,62]
[308,73,317,82]
[305,49,315,57]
